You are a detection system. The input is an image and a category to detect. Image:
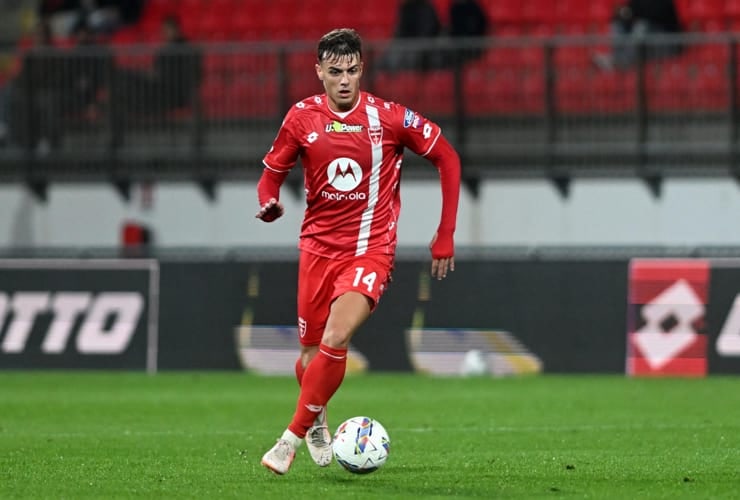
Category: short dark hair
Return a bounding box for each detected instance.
[317,28,362,63]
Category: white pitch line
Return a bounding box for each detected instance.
[4,422,733,440]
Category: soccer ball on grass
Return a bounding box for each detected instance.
[332,416,390,474]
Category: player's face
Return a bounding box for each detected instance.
[316,53,363,112]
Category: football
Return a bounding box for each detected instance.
[332,416,390,474]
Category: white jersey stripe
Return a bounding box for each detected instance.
[356,105,383,256]
[262,160,291,173]
[420,128,442,157]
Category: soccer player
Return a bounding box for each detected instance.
[257,28,461,475]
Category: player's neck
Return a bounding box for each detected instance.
[328,93,362,117]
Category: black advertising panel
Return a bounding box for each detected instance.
[0,259,158,371]
[232,259,629,374]
[403,260,630,374]
[156,261,249,370]
[707,261,740,374]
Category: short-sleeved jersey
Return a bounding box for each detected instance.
[263,91,442,259]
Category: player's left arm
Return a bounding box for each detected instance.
[255,108,302,222]
[423,133,461,280]
[256,167,287,222]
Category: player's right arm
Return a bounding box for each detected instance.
[393,105,461,280]
[255,109,303,222]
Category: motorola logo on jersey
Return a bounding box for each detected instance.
[327,157,363,191]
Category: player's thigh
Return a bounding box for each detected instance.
[332,254,394,311]
[297,252,334,346]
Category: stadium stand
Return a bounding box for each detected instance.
[84,0,733,120]
[3,0,736,122]
[2,0,740,188]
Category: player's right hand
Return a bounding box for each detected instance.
[256,198,284,222]
[429,231,455,281]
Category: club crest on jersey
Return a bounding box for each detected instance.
[368,125,383,145]
[325,121,363,133]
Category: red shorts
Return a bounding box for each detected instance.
[297,251,393,346]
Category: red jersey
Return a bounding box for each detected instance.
[262,91,443,259]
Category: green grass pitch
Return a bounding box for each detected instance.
[1,372,738,499]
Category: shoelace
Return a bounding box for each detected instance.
[309,426,330,445]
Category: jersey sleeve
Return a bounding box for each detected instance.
[258,106,304,205]
[262,107,303,173]
[392,105,443,157]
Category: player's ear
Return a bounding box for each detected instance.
[315,63,323,81]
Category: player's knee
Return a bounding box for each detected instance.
[300,345,319,366]
[321,327,352,348]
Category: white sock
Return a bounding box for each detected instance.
[280,429,302,449]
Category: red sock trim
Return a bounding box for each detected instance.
[318,343,347,361]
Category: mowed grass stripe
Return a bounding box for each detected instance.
[1,373,738,499]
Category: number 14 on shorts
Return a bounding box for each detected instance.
[353,267,377,292]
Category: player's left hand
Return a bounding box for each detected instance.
[429,231,455,280]
[256,198,284,222]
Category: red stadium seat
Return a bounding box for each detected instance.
[464,66,527,115]
[372,71,426,110]
[520,45,546,68]
[485,45,525,70]
[681,0,724,22]
[554,44,591,71]
[204,53,232,80]
[110,26,142,45]
[419,71,455,116]
[521,70,546,113]
[230,76,280,118]
[229,12,261,40]
[196,12,229,41]
[646,60,691,111]
[521,0,556,28]
[200,76,230,118]
[488,2,522,24]
[727,0,740,19]
[554,0,591,26]
[689,63,729,111]
[587,0,621,23]
[590,71,637,112]
[555,69,592,113]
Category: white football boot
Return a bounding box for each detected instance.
[261,439,296,475]
[305,407,333,467]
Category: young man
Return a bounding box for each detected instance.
[257,28,461,475]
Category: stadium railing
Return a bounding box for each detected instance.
[0,33,739,200]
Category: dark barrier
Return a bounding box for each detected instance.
[708,263,740,374]
[0,259,158,371]
[2,255,739,374]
